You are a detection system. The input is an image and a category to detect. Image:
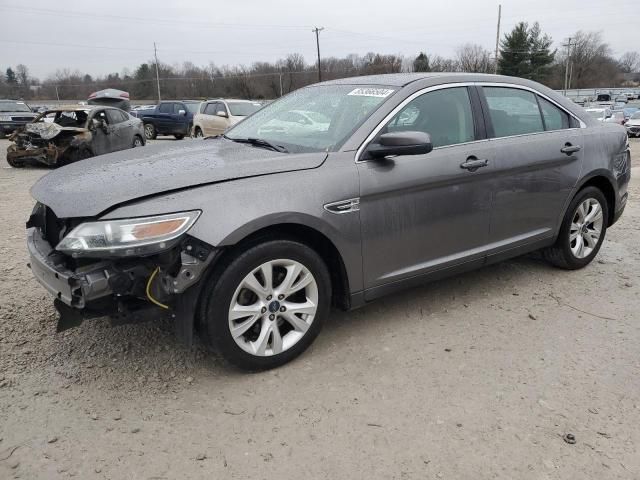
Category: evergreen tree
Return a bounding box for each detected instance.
[5,67,17,84]
[498,22,555,82]
[413,53,430,72]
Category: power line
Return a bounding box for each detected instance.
[0,5,311,30]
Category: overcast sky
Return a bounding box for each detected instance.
[1,0,638,80]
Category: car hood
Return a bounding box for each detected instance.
[626,119,640,126]
[31,138,327,218]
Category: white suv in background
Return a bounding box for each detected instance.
[192,99,262,137]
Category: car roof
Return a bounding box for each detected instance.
[44,105,105,112]
[205,98,257,103]
[317,72,546,87]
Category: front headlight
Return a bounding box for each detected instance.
[56,210,201,257]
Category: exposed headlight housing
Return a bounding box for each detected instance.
[56,210,201,257]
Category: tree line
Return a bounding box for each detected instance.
[1,23,639,102]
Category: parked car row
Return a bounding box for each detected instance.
[25,73,631,370]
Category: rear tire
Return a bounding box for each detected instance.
[544,186,608,270]
[144,123,157,140]
[199,239,331,371]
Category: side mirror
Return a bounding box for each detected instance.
[367,131,433,159]
[216,110,228,118]
[178,109,186,116]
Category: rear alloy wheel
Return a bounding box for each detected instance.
[200,240,331,370]
[132,135,144,147]
[144,123,156,140]
[544,186,608,269]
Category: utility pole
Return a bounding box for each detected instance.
[153,42,162,102]
[312,27,324,82]
[279,72,283,97]
[55,85,60,101]
[494,4,501,74]
[563,37,573,96]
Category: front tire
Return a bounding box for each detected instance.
[132,135,144,148]
[199,240,331,370]
[174,134,185,140]
[544,186,608,269]
[194,127,203,138]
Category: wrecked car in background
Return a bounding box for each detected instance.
[6,105,145,168]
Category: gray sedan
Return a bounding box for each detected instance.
[26,73,630,370]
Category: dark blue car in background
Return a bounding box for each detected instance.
[135,100,200,140]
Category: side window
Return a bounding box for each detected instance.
[93,110,110,125]
[173,103,184,114]
[538,96,571,131]
[159,103,173,114]
[483,87,544,137]
[106,109,125,124]
[204,103,217,115]
[384,87,475,148]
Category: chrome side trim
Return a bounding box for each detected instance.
[324,198,360,214]
[355,81,587,163]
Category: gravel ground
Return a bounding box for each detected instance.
[1,136,639,479]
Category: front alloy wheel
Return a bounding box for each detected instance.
[229,259,319,357]
[199,240,331,370]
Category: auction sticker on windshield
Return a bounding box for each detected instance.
[347,88,395,97]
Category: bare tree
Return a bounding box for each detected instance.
[619,51,640,73]
[456,44,493,73]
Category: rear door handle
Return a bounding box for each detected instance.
[560,143,581,155]
[460,158,489,172]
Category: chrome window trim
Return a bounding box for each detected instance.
[355,81,587,163]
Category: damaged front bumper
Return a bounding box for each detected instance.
[7,142,64,166]
[26,226,216,342]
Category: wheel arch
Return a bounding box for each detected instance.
[213,220,352,310]
[573,170,617,226]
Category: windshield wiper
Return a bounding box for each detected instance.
[225,136,288,153]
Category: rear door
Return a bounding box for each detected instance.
[106,109,130,151]
[156,102,174,133]
[89,109,113,155]
[479,85,584,256]
[357,85,496,296]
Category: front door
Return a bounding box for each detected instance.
[479,86,583,253]
[358,86,496,297]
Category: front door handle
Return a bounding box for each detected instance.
[460,157,489,172]
[560,143,581,155]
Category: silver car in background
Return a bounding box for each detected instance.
[26,73,630,370]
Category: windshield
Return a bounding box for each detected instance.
[228,101,262,117]
[226,85,397,153]
[632,112,640,120]
[0,101,31,112]
[184,102,201,114]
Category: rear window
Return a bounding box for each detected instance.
[483,87,544,137]
[184,102,200,114]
